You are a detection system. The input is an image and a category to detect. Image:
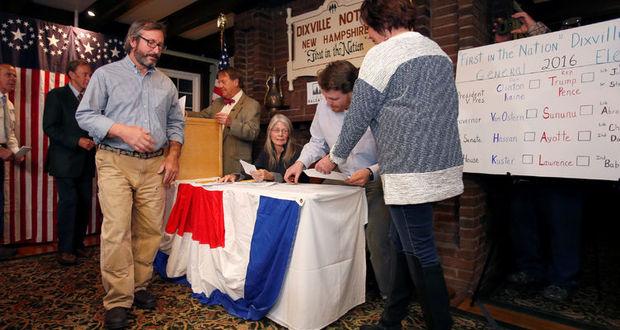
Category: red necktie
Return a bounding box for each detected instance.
[223,98,235,105]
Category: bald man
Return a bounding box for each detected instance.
[0,63,24,260]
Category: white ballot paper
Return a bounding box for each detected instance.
[240,159,257,175]
[14,146,31,159]
[178,96,186,116]
[304,168,348,181]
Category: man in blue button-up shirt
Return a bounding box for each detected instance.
[76,20,184,329]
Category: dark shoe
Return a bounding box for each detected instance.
[507,271,542,285]
[542,285,570,302]
[0,246,17,260]
[57,252,77,265]
[133,290,156,309]
[359,320,402,329]
[104,307,128,329]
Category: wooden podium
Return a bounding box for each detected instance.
[177,117,222,180]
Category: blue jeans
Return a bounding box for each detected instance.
[388,203,439,268]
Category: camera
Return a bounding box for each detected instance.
[493,17,523,36]
[561,17,581,30]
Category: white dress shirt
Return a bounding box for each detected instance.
[0,93,20,153]
[298,98,380,179]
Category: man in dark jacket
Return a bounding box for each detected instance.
[43,59,95,265]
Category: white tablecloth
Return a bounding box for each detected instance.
[161,181,367,330]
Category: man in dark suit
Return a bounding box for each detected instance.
[43,60,96,265]
[188,67,260,174]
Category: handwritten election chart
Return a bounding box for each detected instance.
[455,18,620,181]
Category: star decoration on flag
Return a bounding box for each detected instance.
[48,34,59,47]
[0,17,36,51]
[12,28,25,41]
[37,24,69,56]
[218,41,230,70]
[83,42,94,54]
[75,31,104,63]
[103,38,126,63]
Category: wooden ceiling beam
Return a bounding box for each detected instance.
[162,0,288,38]
[85,0,150,30]
[162,0,237,38]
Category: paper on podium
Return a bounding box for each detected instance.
[14,146,31,159]
[303,168,348,181]
[240,159,257,175]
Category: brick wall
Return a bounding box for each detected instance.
[233,0,324,159]
[234,0,491,305]
[234,0,324,125]
[430,0,490,304]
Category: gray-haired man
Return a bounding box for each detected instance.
[76,20,184,329]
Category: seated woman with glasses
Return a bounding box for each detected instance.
[219,114,303,183]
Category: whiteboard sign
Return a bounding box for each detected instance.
[455,18,620,181]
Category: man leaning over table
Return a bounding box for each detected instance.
[283,60,392,299]
[0,63,25,260]
[75,20,184,329]
[187,67,260,175]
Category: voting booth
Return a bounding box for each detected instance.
[177,117,223,180]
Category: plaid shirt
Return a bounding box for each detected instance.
[528,21,550,36]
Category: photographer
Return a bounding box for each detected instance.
[493,11,550,43]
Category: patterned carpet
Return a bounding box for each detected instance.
[486,243,620,330]
[0,247,492,329]
[488,282,619,330]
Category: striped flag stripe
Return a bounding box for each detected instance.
[39,70,50,242]
[30,69,39,243]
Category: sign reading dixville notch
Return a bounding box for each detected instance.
[286,0,374,90]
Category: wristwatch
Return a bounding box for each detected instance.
[366,168,374,181]
[328,153,337,164]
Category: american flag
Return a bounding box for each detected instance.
[211,40,230,103]
[0,12,125,244]
[218,40,229,70]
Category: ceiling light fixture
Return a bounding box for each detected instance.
[87,10,96,17]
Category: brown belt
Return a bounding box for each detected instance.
[98,144,164,159]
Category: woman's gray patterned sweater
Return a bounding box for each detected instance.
[330,31,463,205]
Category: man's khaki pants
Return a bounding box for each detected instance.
[95,149,165,310]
